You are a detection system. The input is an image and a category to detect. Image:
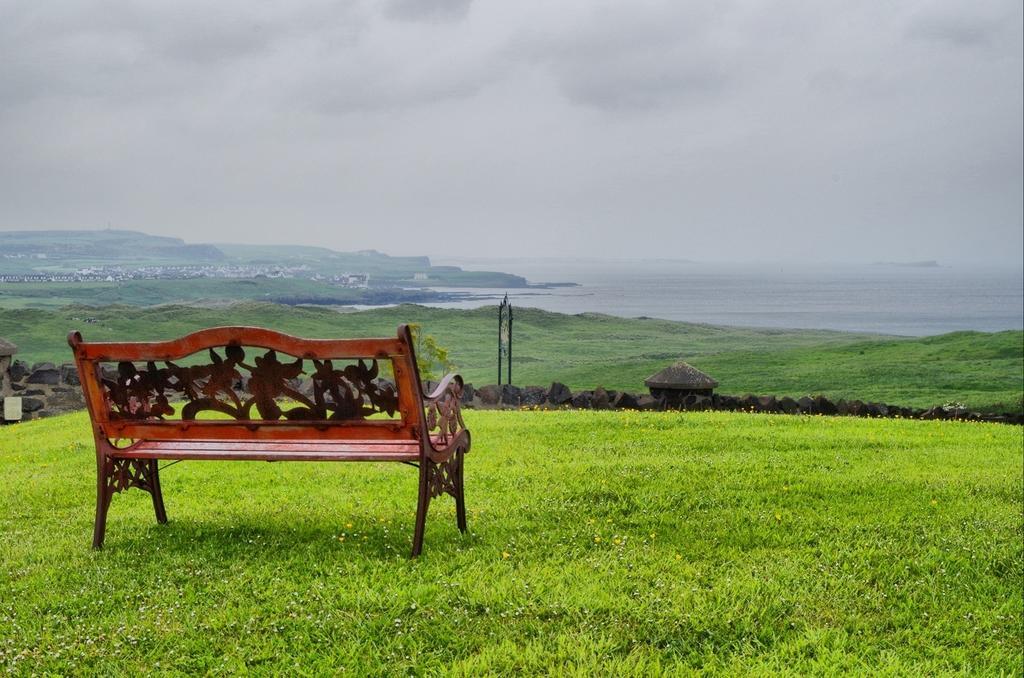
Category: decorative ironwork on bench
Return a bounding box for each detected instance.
[106,458,156,497]
[99,347,399,422]
[425,376,465,445]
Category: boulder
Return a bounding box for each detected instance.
[297,378,315,398]
[477,385,501,406]
[778,396,800,414]
[738,394,759,411]
[757,395,779,413]
[500,384,522,406]
[60,363,80,386]
[547,382,573,405]
[797,396,815,413]
[10,383,24,392]
[716,394,741,411]
[592,387,611,410]
[45,390,85,413]
[521,386,546,406]
[813,395,837,416]
[636,395,662,411]
[460,383,475,405]
[921,406,947,420]
[571,391,593,409]
[612,391,640,410]
[683,393,712,410]
[21,397,44,413]
[9,360,29,382]
[27,364,60,385]
[22,389,46,397]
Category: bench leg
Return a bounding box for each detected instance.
[412,451,469,557]
[92,457,167,549]
[411,463,431,558]
[454,449,467,534]
[148,460,168,525]
[92,456,113,549]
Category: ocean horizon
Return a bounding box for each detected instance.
[422,258,1024,337]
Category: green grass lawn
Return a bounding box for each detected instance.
[1,410,1021,674]
[3,302,1022,412]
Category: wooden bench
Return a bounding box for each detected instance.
[68,325,470,557]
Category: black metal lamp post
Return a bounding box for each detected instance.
[498,293,512,385]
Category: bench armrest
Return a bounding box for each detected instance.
[423,372,470,462]
[423,372,464,402]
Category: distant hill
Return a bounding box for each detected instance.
[0,229,529,288]
[0,229,225,263]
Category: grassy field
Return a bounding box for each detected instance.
[0,410,1020,673]
[2,303,1021,412]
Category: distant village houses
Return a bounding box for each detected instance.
[0,264,374,286]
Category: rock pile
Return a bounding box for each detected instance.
[2,360,86,420]
[460,382,1023,425]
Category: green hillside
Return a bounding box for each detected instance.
[0,410,1020,673]
[2,303,1020,412]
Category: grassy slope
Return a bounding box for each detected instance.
[0,410,1021,673]
[2,303,1021,412]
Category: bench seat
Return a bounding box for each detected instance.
[114,438,445,462]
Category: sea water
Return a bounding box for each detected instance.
[427,259,1024,337]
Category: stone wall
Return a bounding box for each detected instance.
[455,382,1024,425]
[1,362,1020,425]
[0,355,11,396]
[1,359,85,421]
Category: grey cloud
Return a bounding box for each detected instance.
[557,57,727,112]
[904,2,1012,48]
[384,0,472,23]
[0,0,1020,265]
[518,3,737,112]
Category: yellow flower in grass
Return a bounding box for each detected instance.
[502,551,511,559]
[594,536,602,543]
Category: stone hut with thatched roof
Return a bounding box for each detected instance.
[644,361,718,407]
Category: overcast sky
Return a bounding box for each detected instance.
[1,0,1021,264]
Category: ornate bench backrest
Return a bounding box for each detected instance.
[69,325,427,444]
